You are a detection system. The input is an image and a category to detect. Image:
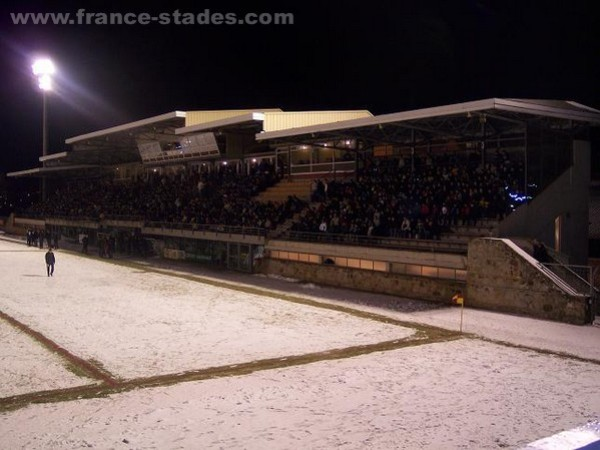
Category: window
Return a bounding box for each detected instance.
[268,250,461,280]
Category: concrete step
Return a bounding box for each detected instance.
[257,179,313,203]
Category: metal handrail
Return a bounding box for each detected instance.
[280,230,468,254]
[542,263,596,297]
[100,214,145,222]
[144,221,268,237]
[546,247,570,265]
[13,213,469,253]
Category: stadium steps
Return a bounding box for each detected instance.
[257,178,313,203]
[269,211,305,239]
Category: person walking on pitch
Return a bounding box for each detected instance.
[45,247,56,277]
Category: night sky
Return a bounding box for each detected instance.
[1,0,599,173]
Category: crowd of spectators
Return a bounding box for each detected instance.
[292,150,523,240]
[24,150,523,241]
[26,159,305,231]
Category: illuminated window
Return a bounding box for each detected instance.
[347,258,361,268]
[360,260,374,270]
[334,257,347,267]
[373,261,388,272]
[268,250,459,279]
[421,266,438,278]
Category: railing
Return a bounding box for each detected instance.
[16,212,145,223]
[12,214,469,254]
[289,161,355,175]
[13,213,268,238]
[542,263,595,297]
[100,214,145,222]
[543,262,599,319]
[546,247,570,265]
[144,221,268,237]
[280,230,468,254]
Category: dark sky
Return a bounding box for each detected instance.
[1,0,599,173]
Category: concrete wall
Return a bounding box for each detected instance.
[467,238,589,324]
[499,140,590,264]
[260,258,464,304]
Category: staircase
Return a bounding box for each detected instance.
[257,178,314,203]
[509,237,598,320]
[269,212,303,239]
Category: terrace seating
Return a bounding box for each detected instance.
[289,152,522,246]
[21,150,524,253]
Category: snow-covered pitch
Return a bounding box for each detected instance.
[0,238,598,449]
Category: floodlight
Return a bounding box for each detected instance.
[32,58,56,77]
[38,74,52,91]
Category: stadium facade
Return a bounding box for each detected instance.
[6,98,600,324]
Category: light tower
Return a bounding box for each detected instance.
[32,58,55,200]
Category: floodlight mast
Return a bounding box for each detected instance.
[32,58,55,157]
[32,58,55,201]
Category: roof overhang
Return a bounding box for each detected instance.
[39,151,69,163]
[175,112,267,135]
[62,111,188,166]
[256,98,600,147]
[7,165,104,178]
[10,111,189,177]
[66,111,187,145]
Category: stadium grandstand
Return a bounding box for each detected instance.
[5,98,600,324]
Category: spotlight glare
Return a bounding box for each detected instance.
[38,74,52,91]
[32,58,56,76]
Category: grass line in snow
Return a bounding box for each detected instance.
[0,310,119,387]
[0,332,466,412]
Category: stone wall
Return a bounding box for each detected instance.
[260,258,464,304]
[466,238,590,324]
